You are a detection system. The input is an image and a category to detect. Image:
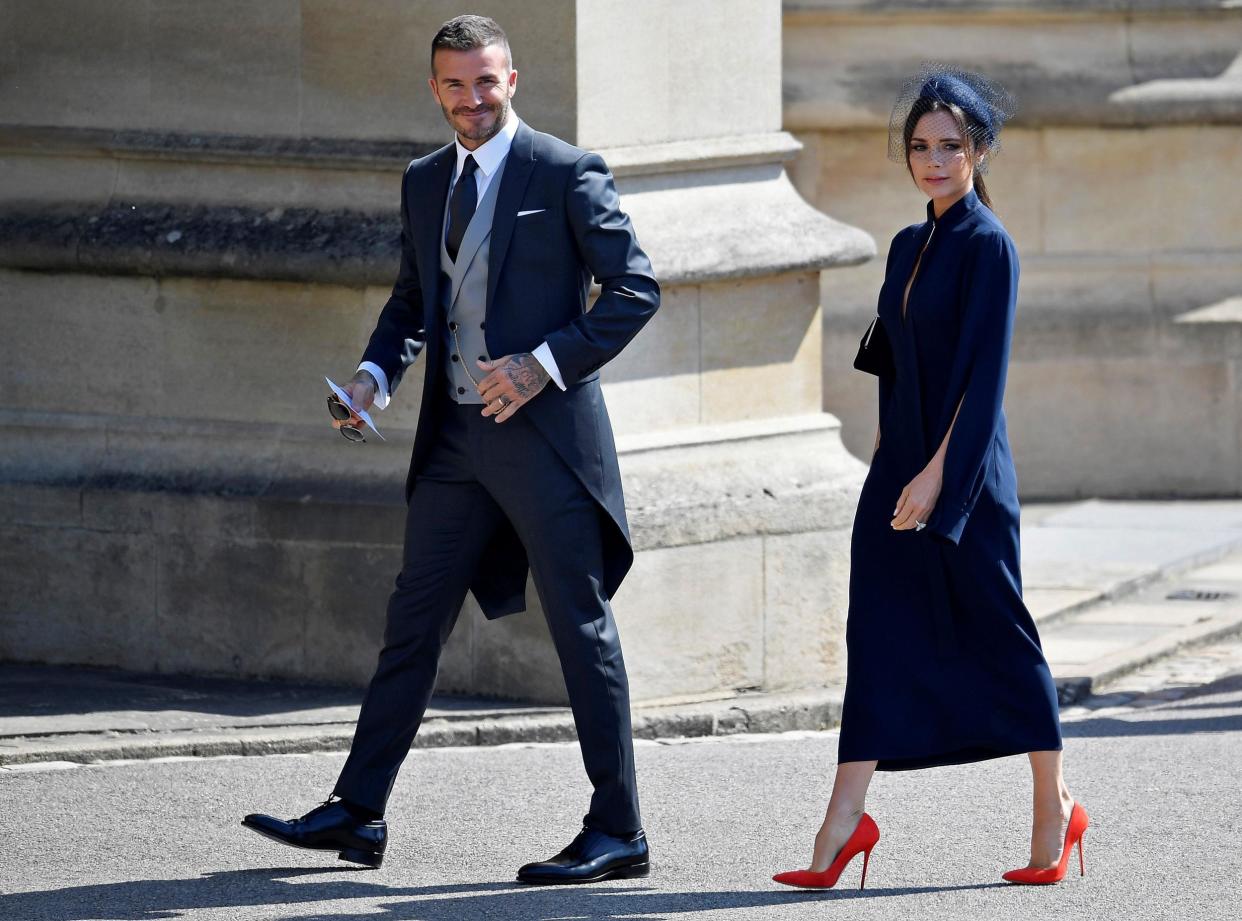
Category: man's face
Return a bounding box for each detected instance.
[428,44,517,150]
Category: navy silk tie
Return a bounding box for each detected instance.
[445,154,479,262]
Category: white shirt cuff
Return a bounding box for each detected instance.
[357,361,391,410]
[532,342,567,391]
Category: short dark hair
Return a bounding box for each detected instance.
[430,15,512,72]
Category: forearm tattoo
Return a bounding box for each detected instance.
[506,353,550,400]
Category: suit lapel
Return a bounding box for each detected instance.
[415,145,455,321]
[486,122,536,312]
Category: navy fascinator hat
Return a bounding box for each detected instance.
[888,63,1016,173]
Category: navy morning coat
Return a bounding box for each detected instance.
[359,121,660,619]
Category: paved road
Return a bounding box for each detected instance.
[2,643,1240,921]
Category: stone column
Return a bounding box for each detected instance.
[0,0,873,702]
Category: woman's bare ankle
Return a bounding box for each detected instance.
[824,805,863,828]
[810,809,863,871]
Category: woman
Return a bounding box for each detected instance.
[773,66,1087,890]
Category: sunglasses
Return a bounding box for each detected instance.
[326,394,366,443]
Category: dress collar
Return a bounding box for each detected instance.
[926,187,980,226]
[454,111,521,181]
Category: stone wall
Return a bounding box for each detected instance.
[784,0,1242,497]
[0,0,578,140]
[0,1,873,698]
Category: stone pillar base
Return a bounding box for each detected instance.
[0,415,864,701]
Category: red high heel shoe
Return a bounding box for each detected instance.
[773,813,880,890]
[1002,802,1089,885]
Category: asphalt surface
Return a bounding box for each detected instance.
[2,661,1240,920]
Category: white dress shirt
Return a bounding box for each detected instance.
[358,112,565,410]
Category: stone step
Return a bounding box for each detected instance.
[1042,550,1242,704]
[1019,500,1242,701]
[0,683,843,769]
[1022,499,1242,626]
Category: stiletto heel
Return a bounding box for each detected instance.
[1002,802,1089,885]
[773,813,881,890]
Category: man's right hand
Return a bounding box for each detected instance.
[332,370,378,431]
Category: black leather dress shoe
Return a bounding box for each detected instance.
[242,799,387,868]
[517,827,650,884]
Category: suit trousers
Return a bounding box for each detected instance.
[332,399,641,836]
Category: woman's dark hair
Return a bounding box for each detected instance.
[430,15,512,73]
[902,98,994,211]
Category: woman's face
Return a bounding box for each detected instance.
[907,110,978,208]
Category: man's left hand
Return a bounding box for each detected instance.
[476,353,551,422]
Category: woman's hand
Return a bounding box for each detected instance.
[892,460,943,531]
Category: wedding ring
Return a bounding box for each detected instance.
[915,520,926,531]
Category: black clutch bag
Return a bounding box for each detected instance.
[853,315,896,378]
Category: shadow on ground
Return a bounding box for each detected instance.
[0,867,1008,921]
[1063,672,1242,739]
[0,664,362,720]
[0,663,525,720]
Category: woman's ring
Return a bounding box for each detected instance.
[915,520,926,531]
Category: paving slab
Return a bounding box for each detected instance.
[1024,587,1101,623]
[1021,527,1242,592]
[1036,499,1242,531]
[1018,500,1242,622]
[1016,500,1242,614]
[1044,550,1242,703]
[1042,623,1172,665]
[1071,601,1226,627]
[1185,559,1242,581]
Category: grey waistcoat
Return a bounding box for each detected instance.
[440,158,507,404]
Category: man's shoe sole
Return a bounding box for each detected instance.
[338,846,385,869]
[241,819,385,869]
[516,860,650,885]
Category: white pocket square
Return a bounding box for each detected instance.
[516,209,546,217]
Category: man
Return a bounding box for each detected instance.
[241,15,658,885]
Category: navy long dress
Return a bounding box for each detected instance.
[838,188,1062,770]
